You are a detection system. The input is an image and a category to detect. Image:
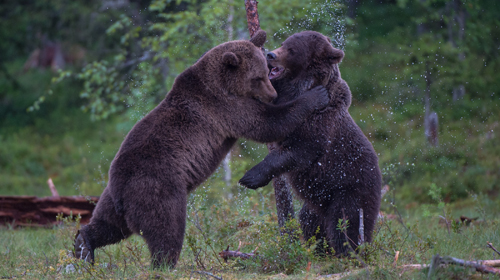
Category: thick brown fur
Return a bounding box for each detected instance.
[75,30,330,268]
[239,31,382,255]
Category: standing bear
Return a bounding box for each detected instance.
[239,31,382,255]
[74,30,330,268]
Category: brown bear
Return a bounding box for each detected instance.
[239,31,382,255]
[74,30,330,268]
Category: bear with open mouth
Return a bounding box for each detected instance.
[240,31,382,255]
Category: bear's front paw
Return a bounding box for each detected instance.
[239,169,272,190]
[305,85,329,110]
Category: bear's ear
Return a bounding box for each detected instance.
[249,29,267,48]
[323,44,345,64]
[222,52,240,67]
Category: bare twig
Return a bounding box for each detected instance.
[193,271,223,280]
[341,208,369,276]
[187,211,225,266]
[119,51,153,69]
[393,251,400,267]
[439,208,451,236]
[487,242,500,257]
[358,208,365,245]
[47,178,59,197]
[381,185,390,197]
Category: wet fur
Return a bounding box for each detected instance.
[240,31,381,255]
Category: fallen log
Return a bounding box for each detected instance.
[0,195,98,226]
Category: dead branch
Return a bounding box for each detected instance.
[399,259,500,270]
[218,241,259,262]
[398,257,500,276]
[47,178,59,197]
[244,0,260,38]
[487,242,500,257]
[193,271,223,280]
[441,256,500,275]
[481,260,500,267]
[358,208,364,245]
[320,259,500,279]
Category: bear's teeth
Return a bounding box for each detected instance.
[269,67,283,79]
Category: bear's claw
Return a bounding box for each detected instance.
[306,85,330,110]
[73,230,94,264]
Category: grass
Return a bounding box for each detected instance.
[1,192,499,279]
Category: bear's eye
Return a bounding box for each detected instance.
[288,48,295,55]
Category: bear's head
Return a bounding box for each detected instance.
[199,30,277,103]
[266,31,344,87]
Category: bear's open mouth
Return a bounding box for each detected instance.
[269,66,284,79]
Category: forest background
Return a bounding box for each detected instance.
[0,0,499,279]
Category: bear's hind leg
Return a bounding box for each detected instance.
[324,205,360,256]
[126,188,188,269]
[299,202,328,254]
[75,188,132,263]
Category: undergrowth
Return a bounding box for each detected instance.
[1,188,499,279]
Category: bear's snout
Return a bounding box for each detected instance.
[267,52,277,60]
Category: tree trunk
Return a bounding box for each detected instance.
[273,176,295,229]
[227,0,234,41]
[424,62,439,146]
[243,0,295,230]
[244,0,260,38]
[449,0,467,101]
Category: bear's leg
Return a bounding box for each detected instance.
[126,190,187,269]
[324,205,360,256]
[75,187,132,263]
[299,202,327,253]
